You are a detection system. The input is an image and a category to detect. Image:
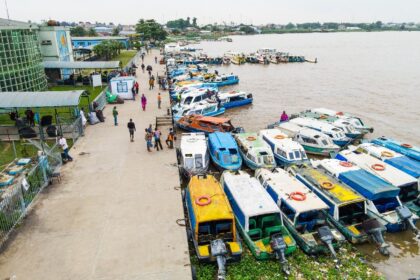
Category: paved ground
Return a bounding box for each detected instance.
[0,50,191,280]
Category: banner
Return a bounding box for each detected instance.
[92,74,102,87]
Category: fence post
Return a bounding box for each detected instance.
[18,182,26,212]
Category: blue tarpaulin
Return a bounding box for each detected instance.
[385,156,420,178]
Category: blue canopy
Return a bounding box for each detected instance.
[385,156,420,178]
[338,170,400,201]
[372,138,420,161]
[209,132,237,149]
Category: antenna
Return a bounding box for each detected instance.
[5,0,10,21]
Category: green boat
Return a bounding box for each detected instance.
[221,170,296,274]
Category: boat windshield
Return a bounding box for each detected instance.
[184,155,194,170]
[195,154,203,169]
[301,151,308,159]
[338,202,366,225]
[295,211,326,233]
[372,197,400,214]
[184,96,193,105]
[197,219,233,244]
[294,150,301,159]
[229,149,240,163]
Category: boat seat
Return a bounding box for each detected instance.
[198,225,211,235]
[385,202,398,212]
[376,204,386,213]
[296,220,316,232]
[261,216,276,230]
[264,225,282,237]
[249,219,257,230]
[248,228,262,240]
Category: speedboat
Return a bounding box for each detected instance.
[224,51,246,65]
[178,133,209,178]
[185,174,243,279]
[259,129,308,166]
[337,147,420,217]
[234,133,276,170]
[216,91,253,109]
[276,122,340,156]
[221,170,296,274]
[176,115,243,135]
[299,111,362,139]
[255,168,345,260]
[289,117,351,147]
[171,88,218,112]
[312,159,419,234]
[357,143,420,178]
[310,108,374,134]
[208,132,242,171]
[173,100,225,121]
[210,74,240,87]
[289,164,389,255]
[372,137,420,161]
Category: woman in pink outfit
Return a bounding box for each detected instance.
[141,94,147,111]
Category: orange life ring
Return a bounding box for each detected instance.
[339,161,353,168]
[247,136,257,141]
[401,143,413,149]
[275,135,285,140]
[372,163,385,171]
[336,112,344,116]
[195,195,211,206]
[381,151,393,157]
[321,181,334,190]
[290,192,306,201]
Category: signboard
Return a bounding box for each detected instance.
[92,74,102,87]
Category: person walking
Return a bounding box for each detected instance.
[127,119,136,142]
[165,128,175,149]
[141,94,147,111]
[149,76,155,90]
[141,53,145,62]
[134,81,139,94]
[155,56,158,64]
[141,63,145,73]
[157,92,162,109]
[58,135,73,161]
[145,129,153,152]
[154,128,163,151]
[112,106,118,126]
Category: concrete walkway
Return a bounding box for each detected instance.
[0,50,191,280]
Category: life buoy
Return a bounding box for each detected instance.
[275,135,285,140]
[381,151,393,157]
[195,195,211,206]
[247,136,257,141]
[401,143,413,149]
[321,181,334,190]
[371,163,385,171]
[336,112,344,116]
[319,115,328,119]
[290,192,306,201]
[339,161,353,168]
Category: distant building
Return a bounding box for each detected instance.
[94,26,113,35]
[0,18,47,91]
[346,27,362,31]
[71,36,130,49]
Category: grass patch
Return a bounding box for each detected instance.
[192,244,382,280]
[115,50,137,67]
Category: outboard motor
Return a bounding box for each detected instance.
[396,206,420,238]
[317,226,339,265]
[362,218,390,255]
[270,234,290,275]
[210,239,228,280]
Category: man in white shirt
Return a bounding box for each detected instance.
[58,136,73,161]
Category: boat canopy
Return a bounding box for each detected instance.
[188,175,234,223]
[180,133,207,155]
[316,159,399,201]
[199,116,231,124]
[372,137,420,161]
[338,149,417,188]
[223,171,280,229]
[291,165,365,205]
[258,168,328,213]
[386,156,420,178]
[235,133,269,150]
[290,117,346,136]
[208,132,237,150]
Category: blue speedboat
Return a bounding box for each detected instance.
[372,137,420,161]
[312,159,419,234]
[210,74,239,87]
[208,132,242,170]
[357,143,420,178]
[173,101,226,121]
[217,91,253,109]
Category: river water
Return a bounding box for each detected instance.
[187,32,420,279]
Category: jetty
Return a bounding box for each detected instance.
[0,50,191,279]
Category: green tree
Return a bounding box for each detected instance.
[239,25,256,34]
[192,17,197,27]
[87,27,97,36]
[285,23,295,29]
[375,21,383,29]
[135,19,167,42]
[70,26,86,36]
[93,40,124,60]
[112,27,120,36]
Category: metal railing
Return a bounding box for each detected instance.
[0,143,62,247]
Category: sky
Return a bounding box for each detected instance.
[1,0,420,25]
